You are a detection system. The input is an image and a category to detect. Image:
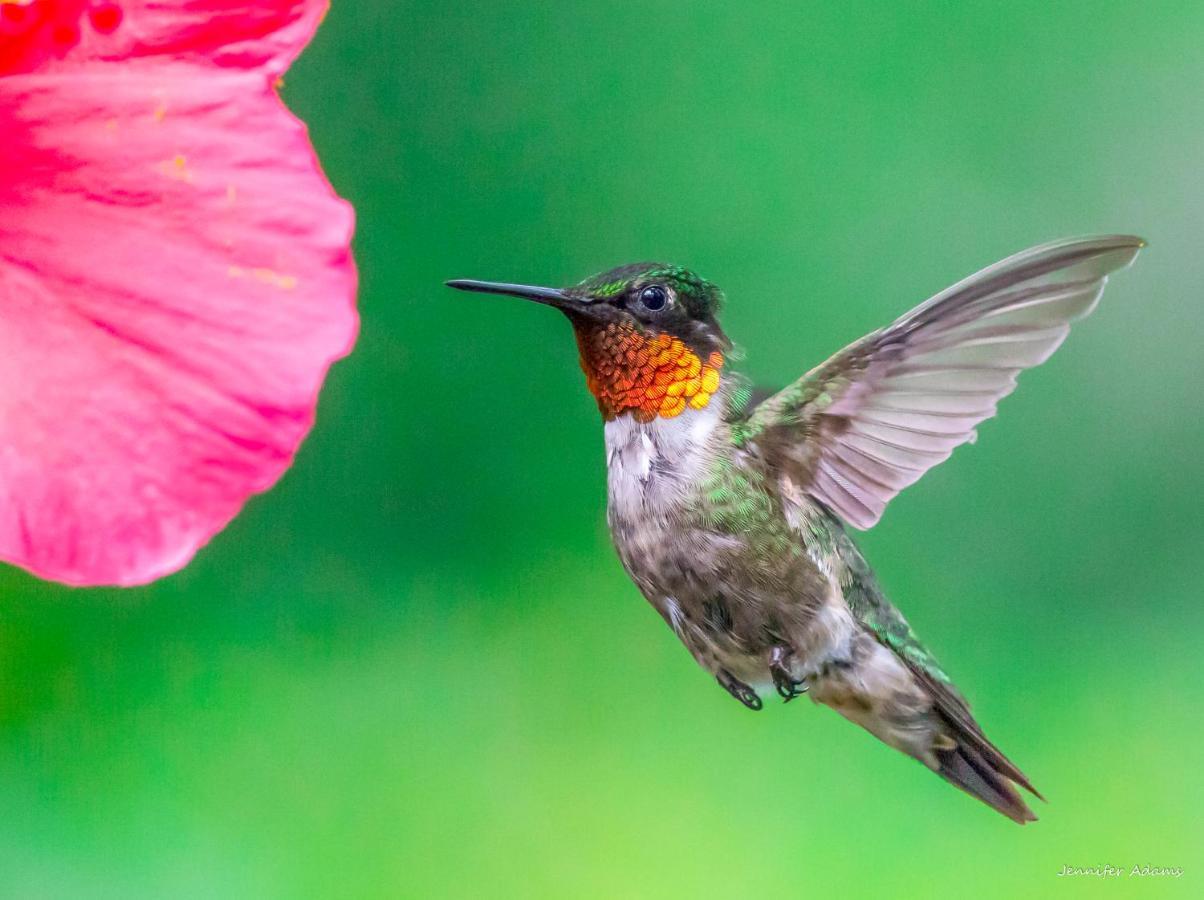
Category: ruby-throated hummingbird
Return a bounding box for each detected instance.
[448,235,1142,824]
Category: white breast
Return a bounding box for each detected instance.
[603,401,724,527]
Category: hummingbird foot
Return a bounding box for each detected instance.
[717,669,762,711]
[770,646,809,702]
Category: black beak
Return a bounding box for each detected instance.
[445,279,575,308]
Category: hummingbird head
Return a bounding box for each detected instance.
[447,263,731,422]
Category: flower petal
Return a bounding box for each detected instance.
[1,1,328,77]
[0,64,357,585]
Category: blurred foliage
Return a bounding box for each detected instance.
[1,1,1202,896]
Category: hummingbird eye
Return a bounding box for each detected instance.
[638,284,669,311]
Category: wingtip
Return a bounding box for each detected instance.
[1067,233,1145,274]
[1111,233,1147,252]
[1108,234,1146,248]
[1033,233,1146,259]
[1110,235,1146,272]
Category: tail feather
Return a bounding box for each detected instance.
[810,634,1042,824]
[932,715,1038,824]
[910,661,1042,823]
[830,520,1042,822]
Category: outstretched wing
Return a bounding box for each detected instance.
[739,235,1144,528]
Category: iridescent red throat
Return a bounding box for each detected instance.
[573,322,724,422]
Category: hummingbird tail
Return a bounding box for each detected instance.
[909,662,1043,825]
[811,628,1043,824]
[930,724,1038,824]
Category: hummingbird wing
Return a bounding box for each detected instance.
[739,235,1143,528]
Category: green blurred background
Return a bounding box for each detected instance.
[2,1,1202,896]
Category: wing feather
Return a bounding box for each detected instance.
[741,235,1143,528]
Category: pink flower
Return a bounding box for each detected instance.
[0,1,358,586]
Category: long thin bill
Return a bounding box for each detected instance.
[445,279,572,305]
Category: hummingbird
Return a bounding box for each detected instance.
[448,235,1142,824]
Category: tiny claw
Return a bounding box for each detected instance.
[717,670,763,711]
[770,646,809,702]
[737,684,763,711]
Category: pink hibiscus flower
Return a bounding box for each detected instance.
[0,0,358,586]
